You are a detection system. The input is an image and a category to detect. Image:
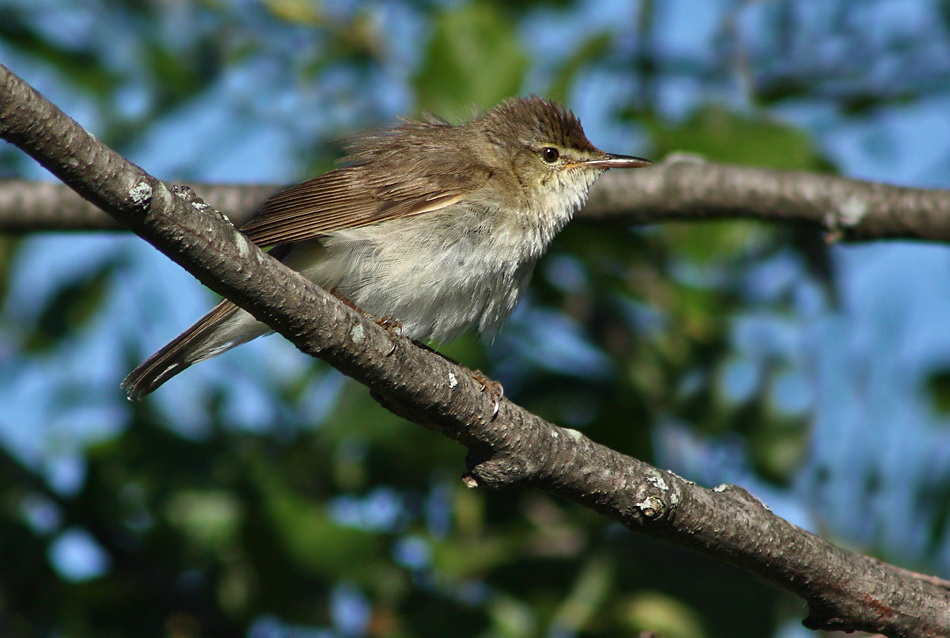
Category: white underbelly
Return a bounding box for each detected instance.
[286,207,539,343]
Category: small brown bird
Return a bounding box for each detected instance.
[122,96,651,399]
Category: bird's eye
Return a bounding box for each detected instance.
[540,147,560,163]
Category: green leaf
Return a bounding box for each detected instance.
[547,32,612,104]
[616,591,708,638]
[263,0,325,26]
[414,2,528,116]
[663,220,774,265]
[0,237,19,307]
[165,489,242,550]
[252,463,385,579]
[926,369,950,416]
[645,105,829,171]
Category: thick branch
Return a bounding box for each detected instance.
[1,63,948,637]
[1,158,949,241]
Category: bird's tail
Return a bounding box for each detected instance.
[121,300,268,400]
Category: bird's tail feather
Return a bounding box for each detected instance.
[121,300,267,400]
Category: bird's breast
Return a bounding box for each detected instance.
[292,194,587,342]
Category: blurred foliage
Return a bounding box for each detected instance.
[926,369,950,416]
[415,2,528,116]
[1,1,949,637]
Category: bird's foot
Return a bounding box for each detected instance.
[471,370,504,421]
[376,316,404,354]
[375,315,403,336]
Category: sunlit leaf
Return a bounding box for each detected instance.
[414,3,528,115]
[616,591,708,638]
[645,105,828,171]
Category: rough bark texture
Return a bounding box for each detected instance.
[3,157,950,243]
[2,63,950,637]
[586,154,950,242]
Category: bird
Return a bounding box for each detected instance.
[122,96,651,399]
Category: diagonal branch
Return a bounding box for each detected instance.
[1,63,948,637]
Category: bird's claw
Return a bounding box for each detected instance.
[375,316,403,355]
[376,315,402,333]
[471,370,504,420]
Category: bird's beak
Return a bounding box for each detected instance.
[583,153,652,169]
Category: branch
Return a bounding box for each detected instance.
[2,156,950,242]
[1,63,948,637]
[0,178,278,231]
[584,154,950,242]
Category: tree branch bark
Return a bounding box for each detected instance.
[2,156,949,242]
[1,63,948,637]
[585,154,950,242]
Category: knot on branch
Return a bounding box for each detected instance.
[128,180,153,210]
[463,449,532,489]
[631,468,682,523]
[712,482,771,511]
[171,184,234,225]
[823,195,869,242]
[636,495,666,519]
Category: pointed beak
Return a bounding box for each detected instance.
[583,153,652,169]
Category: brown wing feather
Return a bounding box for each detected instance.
[240,150,491,247]
[121,299,241,399]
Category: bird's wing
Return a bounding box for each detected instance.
[240,160,491,247]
